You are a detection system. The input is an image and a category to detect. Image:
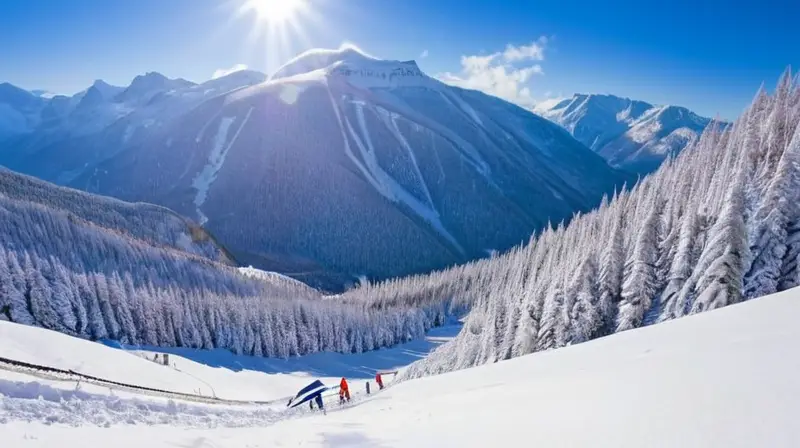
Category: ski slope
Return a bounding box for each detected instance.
[0,320,458,403]
[3,288,800,446]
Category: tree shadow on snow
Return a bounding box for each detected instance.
[104,325,461,379]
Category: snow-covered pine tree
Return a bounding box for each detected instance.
[691,162,749,312]
[596,206,624,334]
[0,248,32,324]
[659,203,701,321]
[774,122,800,290]
[743,80,800,298]
[617,200,661,332]
[570,254,601,344]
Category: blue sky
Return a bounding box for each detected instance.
[1,0,797,119]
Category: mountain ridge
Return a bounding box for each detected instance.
[536,92,717,173]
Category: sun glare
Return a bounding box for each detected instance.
[231,0,325,77]
[245,0,305,24]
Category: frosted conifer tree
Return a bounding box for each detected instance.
[596,208,624,334]
[744,99,800,298]
[691,168,748,312]
[617,201,660,332]
[570,255,600,343]
[659,204,700,321]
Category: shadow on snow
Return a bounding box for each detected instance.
[102,325,461,379]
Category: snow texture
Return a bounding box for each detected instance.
[3,285,800,446]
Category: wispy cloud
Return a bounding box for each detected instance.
[437,37,549,109]
[420,49,429,59]
[502,37,547,62]
[212,63,248,80]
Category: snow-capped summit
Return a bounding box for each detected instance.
[75,83,114,111]
[199,69,267,96]
[536,93,715,173]
[88,79,124,99]
[116,72,195,104]
[271,45,432,90]
[271,45,380,80]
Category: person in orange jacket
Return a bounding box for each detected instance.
[339,377,350,403]
[375,372,384,390]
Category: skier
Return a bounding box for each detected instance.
[288,380,328,415]
[313,393,325,413]
[339,377,351,404]
[375,372,384,390]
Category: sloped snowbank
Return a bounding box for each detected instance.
[0,321,214,396]
[3,286,799,446]
[0,318,458,404]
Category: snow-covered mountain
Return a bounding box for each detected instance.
[63,46,629,289]
[536,93,715,173]
[0,70,267,184]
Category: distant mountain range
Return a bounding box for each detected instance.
[0,48,629,289]
[536,94,717,174]
[0,70,267,184]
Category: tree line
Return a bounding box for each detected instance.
[398,69,800,378]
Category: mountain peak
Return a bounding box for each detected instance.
[116,71,194,103]
[271,45,379,80]
[126,72,169,92]
[271,45,427,89]
[0,82,42,109]
[537,92,715,173]
[270,48,430,94]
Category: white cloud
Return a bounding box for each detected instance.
[437,37,549,109]
[212,64,248,80]
[502,37,548,62]
[420,49,429,59]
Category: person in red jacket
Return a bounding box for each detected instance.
[375,372,384,390]
[339,377,350,403]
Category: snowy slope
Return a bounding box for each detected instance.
[0,318,456,402]
[536,93,715,173]
[3,283,799,447]
[0,321,219,397]
[0,166,232,263]
[70,46,629,289]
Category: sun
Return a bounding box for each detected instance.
[230,0,324,77]
[244,0,306,24]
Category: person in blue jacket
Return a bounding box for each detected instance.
[287,379,327,414]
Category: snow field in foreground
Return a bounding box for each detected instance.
[3,288,800,446]
[0,319,456,438]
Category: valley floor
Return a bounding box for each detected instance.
[3,289,800,447]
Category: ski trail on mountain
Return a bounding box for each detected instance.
[192,107,253,225]
[342,99,462,252]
